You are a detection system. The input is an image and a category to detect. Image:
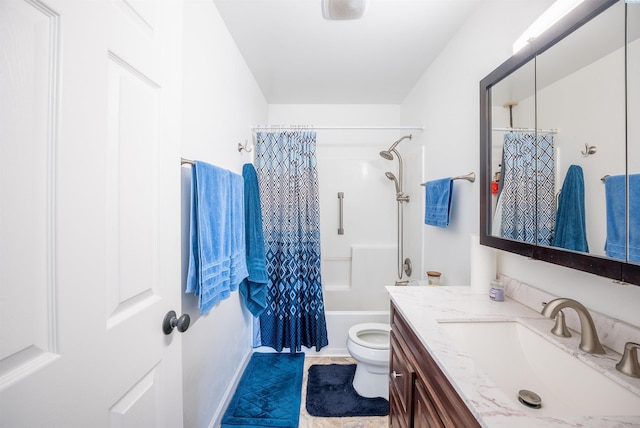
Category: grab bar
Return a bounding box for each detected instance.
[337,192,344,235]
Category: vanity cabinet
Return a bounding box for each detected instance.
[389,303,480,428]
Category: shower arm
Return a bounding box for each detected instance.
[387,135,412,153]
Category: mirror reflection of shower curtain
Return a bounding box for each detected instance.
[254,130,328,352]
[495,133,555,245]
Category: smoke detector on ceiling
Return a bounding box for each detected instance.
[322,0,368,20]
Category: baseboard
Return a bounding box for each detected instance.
[208,350,253,428]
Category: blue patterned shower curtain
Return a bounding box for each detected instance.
[499,133,555,245]
[254,131,328,352]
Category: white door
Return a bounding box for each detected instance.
[0,0,185,426]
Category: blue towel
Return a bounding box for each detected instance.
[552,165,589,252]
[229,172,248,291]
[187,161,246,314]
[239,164,269,317]
[605,174,640,262]
[605,174,626,260]
[631,174,640,263]
[424,178,454,227]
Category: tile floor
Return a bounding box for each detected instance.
[299,356,389,428]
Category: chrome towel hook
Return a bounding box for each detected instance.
[581,143,597,156]
[238,140,253,153]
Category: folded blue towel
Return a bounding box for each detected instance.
[424,178,454,227]
[229,172,248,291]
[605,174,640,262]
[239,164,269,317]
[187,161,233,314]
[552,165,589,252]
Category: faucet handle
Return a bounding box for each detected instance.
[542,302,571,338]
[551,310,571,338]
[616,342,640,378]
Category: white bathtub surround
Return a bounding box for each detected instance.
[323,245,396,311]
[387,285,640,427]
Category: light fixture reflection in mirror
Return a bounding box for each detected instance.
[513,0,585,54]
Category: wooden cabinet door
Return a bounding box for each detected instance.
[414,377,445,428]
[390,329,415,427]
[390,388,410,428]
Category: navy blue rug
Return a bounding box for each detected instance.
[222,352,304,427]
[305,364,389,417]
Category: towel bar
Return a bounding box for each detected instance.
[421,172,475,186]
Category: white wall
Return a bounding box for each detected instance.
[401,0,640,327]
[180,1,267,427]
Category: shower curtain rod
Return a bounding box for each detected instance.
[493,127,558,134]
[251,125,424,131]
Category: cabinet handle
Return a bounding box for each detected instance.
[390,370,402,379]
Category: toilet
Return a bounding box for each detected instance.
[346,323,391,400]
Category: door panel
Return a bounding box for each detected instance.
[0,0,60,387]
[0,0,184,426]
[105,52,162,327]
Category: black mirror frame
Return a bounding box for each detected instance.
[479,0,640,286]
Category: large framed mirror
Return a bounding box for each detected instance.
[480,0,640,285]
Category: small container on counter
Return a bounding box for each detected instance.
[489,279,504,301]
[426,271,441,286]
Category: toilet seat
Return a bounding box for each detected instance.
[348,323,391,350]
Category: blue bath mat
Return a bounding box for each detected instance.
[222,352,304,427]
[305,364,389,417]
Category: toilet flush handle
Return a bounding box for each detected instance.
[390,371,402,379]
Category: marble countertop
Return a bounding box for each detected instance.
[386,285,640,428]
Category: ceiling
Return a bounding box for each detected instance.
[213,0,483,104]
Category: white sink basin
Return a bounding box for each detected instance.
[438,320,640,417]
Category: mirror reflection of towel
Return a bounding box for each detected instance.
[552,165,589,252]
[424,178,453,228]
[605,174,640,262]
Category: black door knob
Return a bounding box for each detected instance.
[163,310,191,335]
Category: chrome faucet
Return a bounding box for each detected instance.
[541,298,606,354]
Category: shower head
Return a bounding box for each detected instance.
[385,171,401,194]
[379,150,394,160]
